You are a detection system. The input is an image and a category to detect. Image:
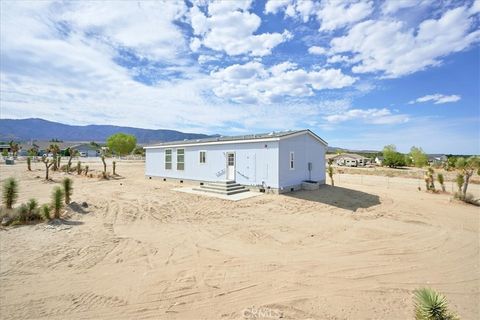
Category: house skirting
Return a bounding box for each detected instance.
[147,176,326,194]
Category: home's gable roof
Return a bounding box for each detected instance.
[331,153,369,160]
[144,129,327,149]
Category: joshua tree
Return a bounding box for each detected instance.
[41,204,51,220]
[2,177,18,209]
[437,173,445,192]
[455,174,464,199]
[28,146,38,157]
[76,161,82,175]
[113,161,116,175]
[423,173,430,191]
[52,187,64,219]
[413,288,458,320]
[48,144,60,171]
[57,156,61,170]
[62,178,73,204]
[42,155,54,180]
[101,155,107,178]
[455,156,480,199]
[66,148,78,173]
[8,140,19,157]
[84,165,89,176]
[27,156,32,171]
[327,160,334,186]
[427,167,435,191]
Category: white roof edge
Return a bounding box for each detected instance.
[144,130,328,149]
[144,137,281,149]
[284,130,328,146]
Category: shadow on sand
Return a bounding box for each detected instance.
[48,219,84,226]
[285,184,381,212]
[67,202,89,214]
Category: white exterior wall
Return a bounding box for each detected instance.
[145,141,280,188]
[278,134,326,189]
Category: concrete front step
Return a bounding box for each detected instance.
[201,185,245,192]
[205,182,242,188]
[193,187,249,196]
[194,180,249,196]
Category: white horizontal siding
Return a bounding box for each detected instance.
[145,141,279,188]
[278,133,326,188]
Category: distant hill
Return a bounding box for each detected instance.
[0,118,212,143]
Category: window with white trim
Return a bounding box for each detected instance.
[165,149,172,170]
[199,151,206,164]
[289,152,295,170]
[177,149,185,170]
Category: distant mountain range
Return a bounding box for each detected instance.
[1,118,386,153]
[0,118,212,143]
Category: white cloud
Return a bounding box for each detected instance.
[324,108,409,124]
[471,0,480,15]
[265,0,317,22]
[58,1,188,61]
[0,1,353,134]
[316,0,374,31]
[409,94,461,104]
[265,0,372,31]
[210,61,356,104]
[188,1,292,56]
[381,0,432,14]
[330,6,480,77]
[308,46,327,55]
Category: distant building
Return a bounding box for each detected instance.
[19,141,101,157]
[428,154,448,166]
[375,156,384,166]
[75,143,101,157]
[331,153,371,167]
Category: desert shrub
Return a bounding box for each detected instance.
[52,187,64,219]
[413,288,458,320]
[2,178,18,209]
[41,204,51,220]
[84,165,89,176]
[437,173,445,192]
[76,161,82,175]
[15,199,41,223]
[17,203,29,222]
[455,174,464,199]
[27,198,38,214]
[27,156,32,171]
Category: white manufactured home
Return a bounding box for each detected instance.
[144,130,327,193]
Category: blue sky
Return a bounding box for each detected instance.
[1,0,479,154]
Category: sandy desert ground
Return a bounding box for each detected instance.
[0,159,479,319]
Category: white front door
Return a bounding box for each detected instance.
[226,152,235,180]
